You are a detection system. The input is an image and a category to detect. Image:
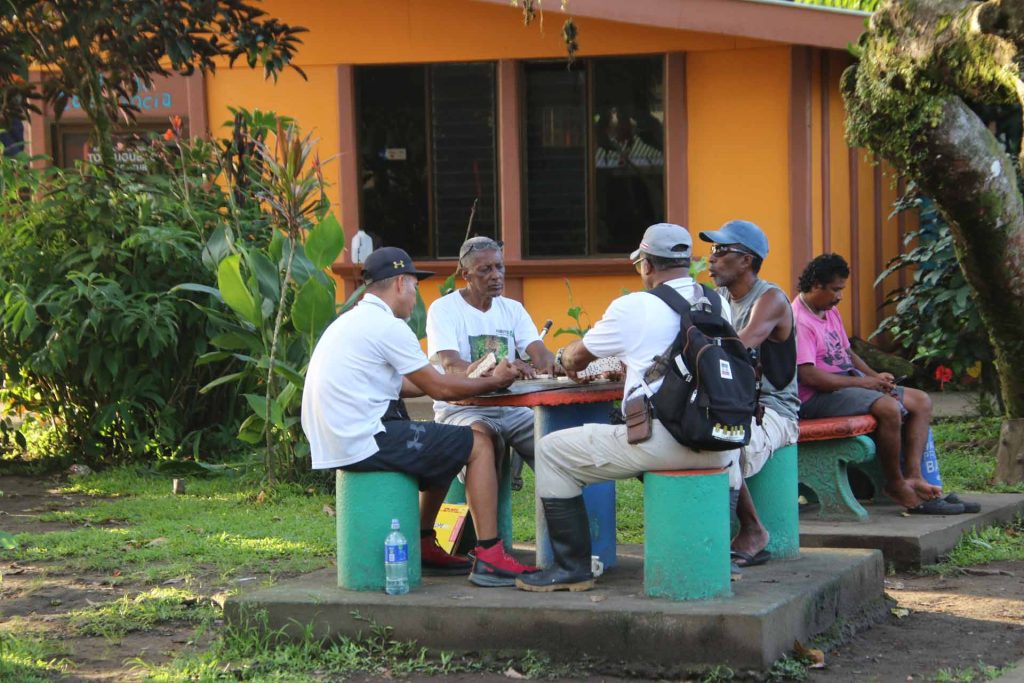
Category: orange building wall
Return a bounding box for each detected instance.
[687,47,792,291]
[827,60,854,329]
[523,275,641,353]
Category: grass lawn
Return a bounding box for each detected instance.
[1,415,1021,680]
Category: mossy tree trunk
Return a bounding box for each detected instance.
[843,0,1024,481]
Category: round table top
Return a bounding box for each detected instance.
[453,381,624,408]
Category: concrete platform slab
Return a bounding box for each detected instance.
[800,492,1024,569]
[225,546,884,673]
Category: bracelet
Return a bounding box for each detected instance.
[554,346,566,369]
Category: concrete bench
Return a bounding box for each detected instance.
[797,415,879,522]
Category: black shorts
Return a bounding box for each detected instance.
[341,419,474,491]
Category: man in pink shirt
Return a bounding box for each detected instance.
[792,253,942,510]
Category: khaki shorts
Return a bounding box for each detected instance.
[740,407,799,479]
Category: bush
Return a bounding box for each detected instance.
[872,190,999,402]
[0,134,246,465]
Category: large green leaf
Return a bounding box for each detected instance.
[201,225,233,271]
[304,212,345,270]
[246,250,281,302]
[171,283,224,302]
[244,392,284,428]
[291,278,335,339]
[407,289,427,340]
[217,254,261,327]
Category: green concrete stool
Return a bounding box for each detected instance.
[444,449,515,550]
[797,435,877,521]
[747,443,799,559]
[644,468,731,601]
[336,470,421,591]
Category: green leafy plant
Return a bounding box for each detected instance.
[872,190,1000,406]
[554,278,592,339]
[0,142,245,464]
[177,117,346,482]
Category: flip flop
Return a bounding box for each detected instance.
[730,549,771,568]
[907,498,965,515]
[944,493,981,513]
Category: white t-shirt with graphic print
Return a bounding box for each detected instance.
[426,290,540,414]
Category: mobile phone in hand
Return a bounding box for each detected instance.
[893,374,908,385]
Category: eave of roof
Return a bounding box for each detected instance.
[470,0,868,51]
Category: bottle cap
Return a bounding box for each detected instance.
[391,518,400,529]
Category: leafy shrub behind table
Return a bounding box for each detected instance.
[0,139,245,466]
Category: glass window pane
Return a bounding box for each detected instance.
[523,62,587,257]
[592,56,665,255]
[356,65,429,258]
[430,63,498,258]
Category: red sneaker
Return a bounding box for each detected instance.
[469,541,539,587]
[420,532,472,575]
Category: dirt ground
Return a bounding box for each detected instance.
[2,475,1024,683]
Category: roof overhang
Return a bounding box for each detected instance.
[470,0,868,51]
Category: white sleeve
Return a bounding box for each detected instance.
[511,301,541,357]
[382,319,431,375]
[426,296,461,363]
[581,296,633,358]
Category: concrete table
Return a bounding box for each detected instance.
[456,380,624,569]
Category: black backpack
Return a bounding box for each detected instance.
[645,283,757,451]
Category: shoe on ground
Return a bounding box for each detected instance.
[908,497,965,515]
[420,532,471,575]
[945,492,981,513]
[469,541,538,587]
[515,566,595,592]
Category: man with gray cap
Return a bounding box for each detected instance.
[517,224,739,593]
[427,236,555,478]
[700,220,800,567]
[303,247,539,587]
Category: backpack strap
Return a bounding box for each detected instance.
[641,283,703,386]
[647,282,723,320]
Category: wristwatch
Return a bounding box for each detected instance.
[554,346,566,370]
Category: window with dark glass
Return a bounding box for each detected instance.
[523,56,665,257]
[356,63,498,259]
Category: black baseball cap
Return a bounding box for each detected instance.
[361,247,434,284]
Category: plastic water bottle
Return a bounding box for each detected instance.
[384,518,410,595]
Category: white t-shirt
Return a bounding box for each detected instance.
[426,291,540,413]
[301,293,429,469]
[582,277,732,404]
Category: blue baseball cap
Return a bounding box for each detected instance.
[699,220,769,259]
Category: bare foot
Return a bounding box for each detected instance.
[884,480,926,509]
[906,477,942,501]
[731,523,770,558]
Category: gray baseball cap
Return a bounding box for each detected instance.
[629,223,693,261]
[699,220,769,259]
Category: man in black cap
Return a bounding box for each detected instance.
[516,224,739,593]
[302,247,539,587]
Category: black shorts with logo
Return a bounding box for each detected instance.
[341,402,474,490]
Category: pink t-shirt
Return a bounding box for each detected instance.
[791,298,855,403]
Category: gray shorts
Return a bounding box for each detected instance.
[800,385,906,419]
[434,405,535,463]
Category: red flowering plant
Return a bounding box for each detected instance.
[933,364,954,391]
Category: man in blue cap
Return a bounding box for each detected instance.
[699,220,800,567]
[302,247,539,587]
